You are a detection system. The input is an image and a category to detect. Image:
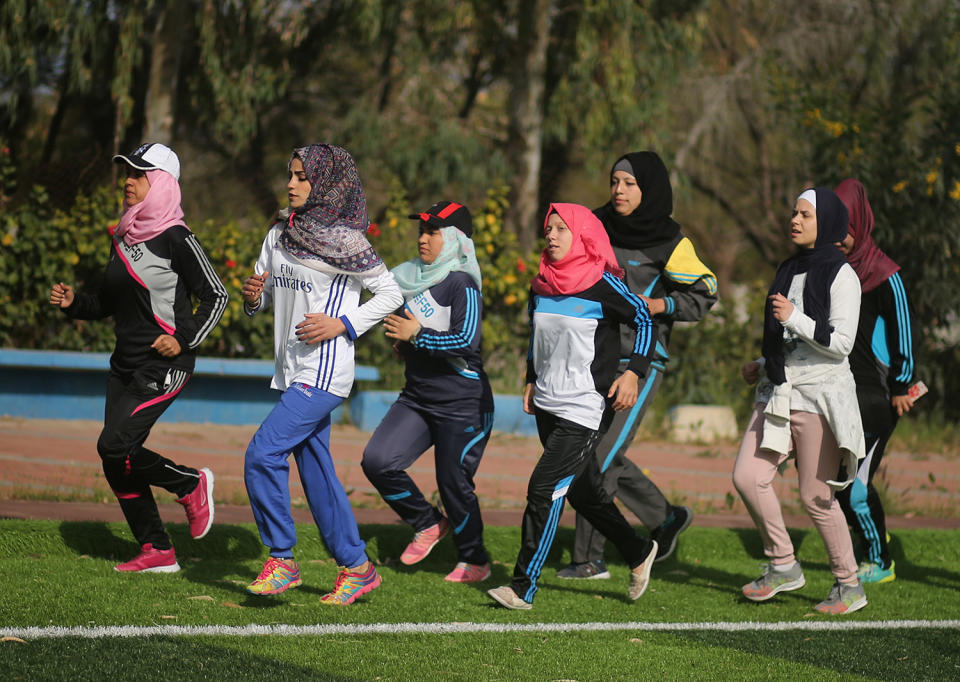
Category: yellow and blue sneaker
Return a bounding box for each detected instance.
[858,560,895,584]
[247,557,301,595]
[320,564,381,605]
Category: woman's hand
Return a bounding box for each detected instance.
[608,370,640,411]
[384,309,422,343]
[241,271,269,306]
[296,313,346,344]
[742,360,762,385]
[892,394,915,417]
[768,293,794,323]
[49,282,75,309]
[639,295,666,316]
[522,382,535,414]
[151,334,181,358]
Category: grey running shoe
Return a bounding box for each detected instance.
[651,505,693,562]
[556,559,611,580]
[488,585,533,610]
[628,540,658,600]
[742,562,805,601]
[814,580,867,615]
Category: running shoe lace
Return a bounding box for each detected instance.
[256,557,283,580]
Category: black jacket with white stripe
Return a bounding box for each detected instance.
[66,225,228,375]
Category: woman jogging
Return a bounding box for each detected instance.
[488,203,658,610]
[733,187,867,615]
[241,144,402,605]
[558,150,717,580]
[834,178,919,584]
[50,142,227,572]
[362,201,494,583]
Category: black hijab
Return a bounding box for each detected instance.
[762,187,850,385]
[594,151,682,249]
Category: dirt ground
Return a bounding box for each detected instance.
[1,416,957,529]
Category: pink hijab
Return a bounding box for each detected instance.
[834,178,899,293]
[531,202,623,296]
[113,170,187,246]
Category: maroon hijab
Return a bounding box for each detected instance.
[834,178,899,293]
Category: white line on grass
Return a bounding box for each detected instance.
[4,620,960,640]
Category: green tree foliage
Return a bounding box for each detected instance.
[0,142,115,351]
[655,281,767,422]
[783,0,960,416]
[3,0,959,418]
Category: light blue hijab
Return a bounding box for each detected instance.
[391,227,482,299]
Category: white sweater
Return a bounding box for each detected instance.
[246,226,402,397]
[756,264,865,486]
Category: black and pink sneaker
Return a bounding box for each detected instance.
[177,467,215,539]
[114,543,180,573]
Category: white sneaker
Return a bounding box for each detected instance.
[628,540,658,600]
[487,585,533,610]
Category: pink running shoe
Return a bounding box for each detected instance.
[445,562,492,583]
[400,518,449,565]
[114,543,180,573]
[177,467,215,539]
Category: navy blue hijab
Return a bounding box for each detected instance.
[762,187,850,385]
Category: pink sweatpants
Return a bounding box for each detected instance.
[733,405,858,583]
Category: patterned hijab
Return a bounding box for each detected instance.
[762,187,849,385]
[391,227,482,299]
[531,203,623,296]
[594,151,682,250]
[278,144,382,272]
[834,178,899,293]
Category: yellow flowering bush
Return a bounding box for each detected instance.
[0,162,117,350]
[471,184,540,392]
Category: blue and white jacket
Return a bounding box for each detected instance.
[399,271,491,416]
[526,273,657,430]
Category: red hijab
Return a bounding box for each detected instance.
[834,178,899,293]
[531,203,623,296]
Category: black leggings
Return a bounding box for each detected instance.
[509,409,654,603]
[98,366,199,549]
[836,388,898,569]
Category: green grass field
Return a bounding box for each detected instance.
[2,519,959,680]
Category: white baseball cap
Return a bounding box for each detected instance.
[113,142,181,181]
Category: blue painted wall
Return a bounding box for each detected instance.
[0,349,375,426]
[0,349,534,435]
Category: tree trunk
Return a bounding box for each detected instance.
[41,48,74,164]
[143,0,188,144]
[506,0,552,251]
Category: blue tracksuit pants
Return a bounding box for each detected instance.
[244,383,366,569]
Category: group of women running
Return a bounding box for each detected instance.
[49,138,918,614]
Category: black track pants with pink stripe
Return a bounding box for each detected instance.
[97,367,200,549]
